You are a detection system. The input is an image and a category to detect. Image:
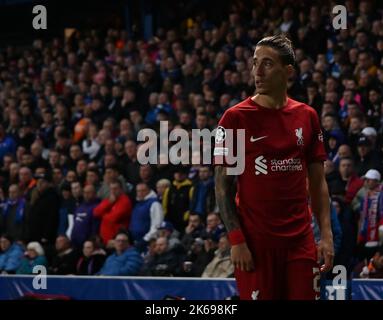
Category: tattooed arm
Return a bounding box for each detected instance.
[215,166,254,272]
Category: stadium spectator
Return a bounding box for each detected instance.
[98,231,142,276]
[1,0,383,284]
[204,212,226,242]
[180,237,215,277]
[0,124,16,165]
[0,234,24,274]
[331,157,364,205]
[141,236,182,277]
[0,184,26,241]
[97,165,127,200]
[129,183,163,250]
[24,172,60,245]
[162,165,193,234]
[201,233,234,278]
[155,179,171,202]
[181,213,205,252]
[355,135,382,176]
[16,241,47,275]
[189,166,216,219]
[70,185,100,249]
[93,180,132,245]
[156,221,183,253]
[353,169,383,261]
[353,246,383,279]
[49,235,79,275]
[75,239,106,275]
[18,167,36,198]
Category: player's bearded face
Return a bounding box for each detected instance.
[252,46,289,94]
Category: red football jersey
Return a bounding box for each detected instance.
[214,97,327,248]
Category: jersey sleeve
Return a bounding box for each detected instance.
[306,109,327,164]
[213,109,239,167]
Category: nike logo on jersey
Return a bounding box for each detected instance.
[250,135,267,142]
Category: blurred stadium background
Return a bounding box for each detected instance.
[0,0,383,300]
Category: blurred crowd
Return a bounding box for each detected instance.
[1,0,383,279]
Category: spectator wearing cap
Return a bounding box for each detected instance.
[353,169,383,261]
[361,126,378,148]
[98,231,143,276]
[0,234,24,274]
[355,135,382,176]
[156,220,183,253]
[129,183,163,251]
[93,179,132,245]
[70,184,100,249]
[162,166,194,234]
[16,241,47,275]
[0,184,26,241]
[24,172,60,245]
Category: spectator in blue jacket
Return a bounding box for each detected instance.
[0,124,16,165]
[312,200,343,255]
[0,184,26,241]
[189,166,216,219]
[98,230,143,276]
[129,183,163,251]
[0,234,24,274]
[16,241,47,274]
[70,185,100,249]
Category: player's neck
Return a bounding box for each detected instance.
[252,93,288,110]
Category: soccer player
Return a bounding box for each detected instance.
[214,35,334,300]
